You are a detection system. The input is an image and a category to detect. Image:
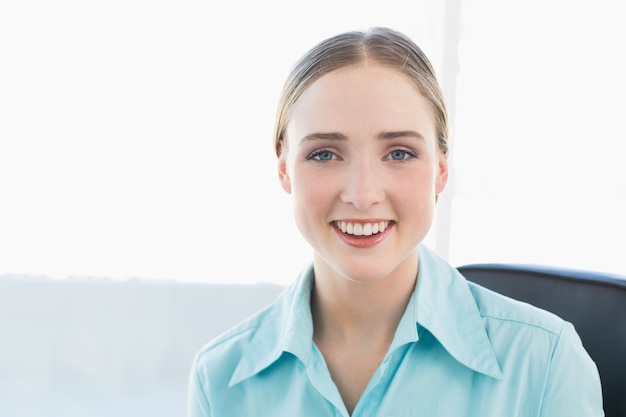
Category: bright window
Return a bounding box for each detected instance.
[447,0,626,275]
[0,1,446,284]
[1,1,623,284]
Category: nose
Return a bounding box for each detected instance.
[339,159,385,210]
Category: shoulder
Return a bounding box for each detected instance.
[466,282,603,415]
[191,266,313,385]
[192,299,281,379]
[418,244,568,341]
[187,295,290,417]
[465,279,589,379]
[466,280,566,336]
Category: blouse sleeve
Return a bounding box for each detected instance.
[187,354,213,417]
[539,322,604,417]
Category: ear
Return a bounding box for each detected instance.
[435,152,449,195]
[277,152,292,194]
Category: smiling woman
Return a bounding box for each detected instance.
[187,26,603,417]
[0,2,621,417]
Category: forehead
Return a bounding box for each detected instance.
[287,63,436,139]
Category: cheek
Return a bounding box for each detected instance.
[392,170,438,209]
[400,166,436,191]
[290,167,342,227]
[292,171,333,207]
[290,173,336,242]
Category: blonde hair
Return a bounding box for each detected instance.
[273,27,449,156]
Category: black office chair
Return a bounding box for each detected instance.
[458,263,626,417]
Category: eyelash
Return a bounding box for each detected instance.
[384,148,418,161]
[307,149,339,161]
[306,148,418,162]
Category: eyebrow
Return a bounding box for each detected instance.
[300,132,348,142]
[378,130,425,141]
[299,130,425,143]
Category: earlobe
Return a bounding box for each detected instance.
[278,155,292,194]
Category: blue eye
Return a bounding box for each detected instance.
[387,149,416,161]
[308,150,337,161]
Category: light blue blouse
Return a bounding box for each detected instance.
[187,245,604,416]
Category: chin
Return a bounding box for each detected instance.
[335,262,401,284]
[312,244,419,285]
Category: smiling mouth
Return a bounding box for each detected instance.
[334,220,391,236]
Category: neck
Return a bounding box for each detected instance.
[310,255,418,345]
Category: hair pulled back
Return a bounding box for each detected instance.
[273,27,449,157]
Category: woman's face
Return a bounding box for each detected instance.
[278,63,448,284]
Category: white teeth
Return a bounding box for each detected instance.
[335,221,390,236]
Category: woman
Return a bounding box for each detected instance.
[188,27,603,416]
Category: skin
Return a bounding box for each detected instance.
[277,62,448,414]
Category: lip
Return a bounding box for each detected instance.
[332,220,395,249]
